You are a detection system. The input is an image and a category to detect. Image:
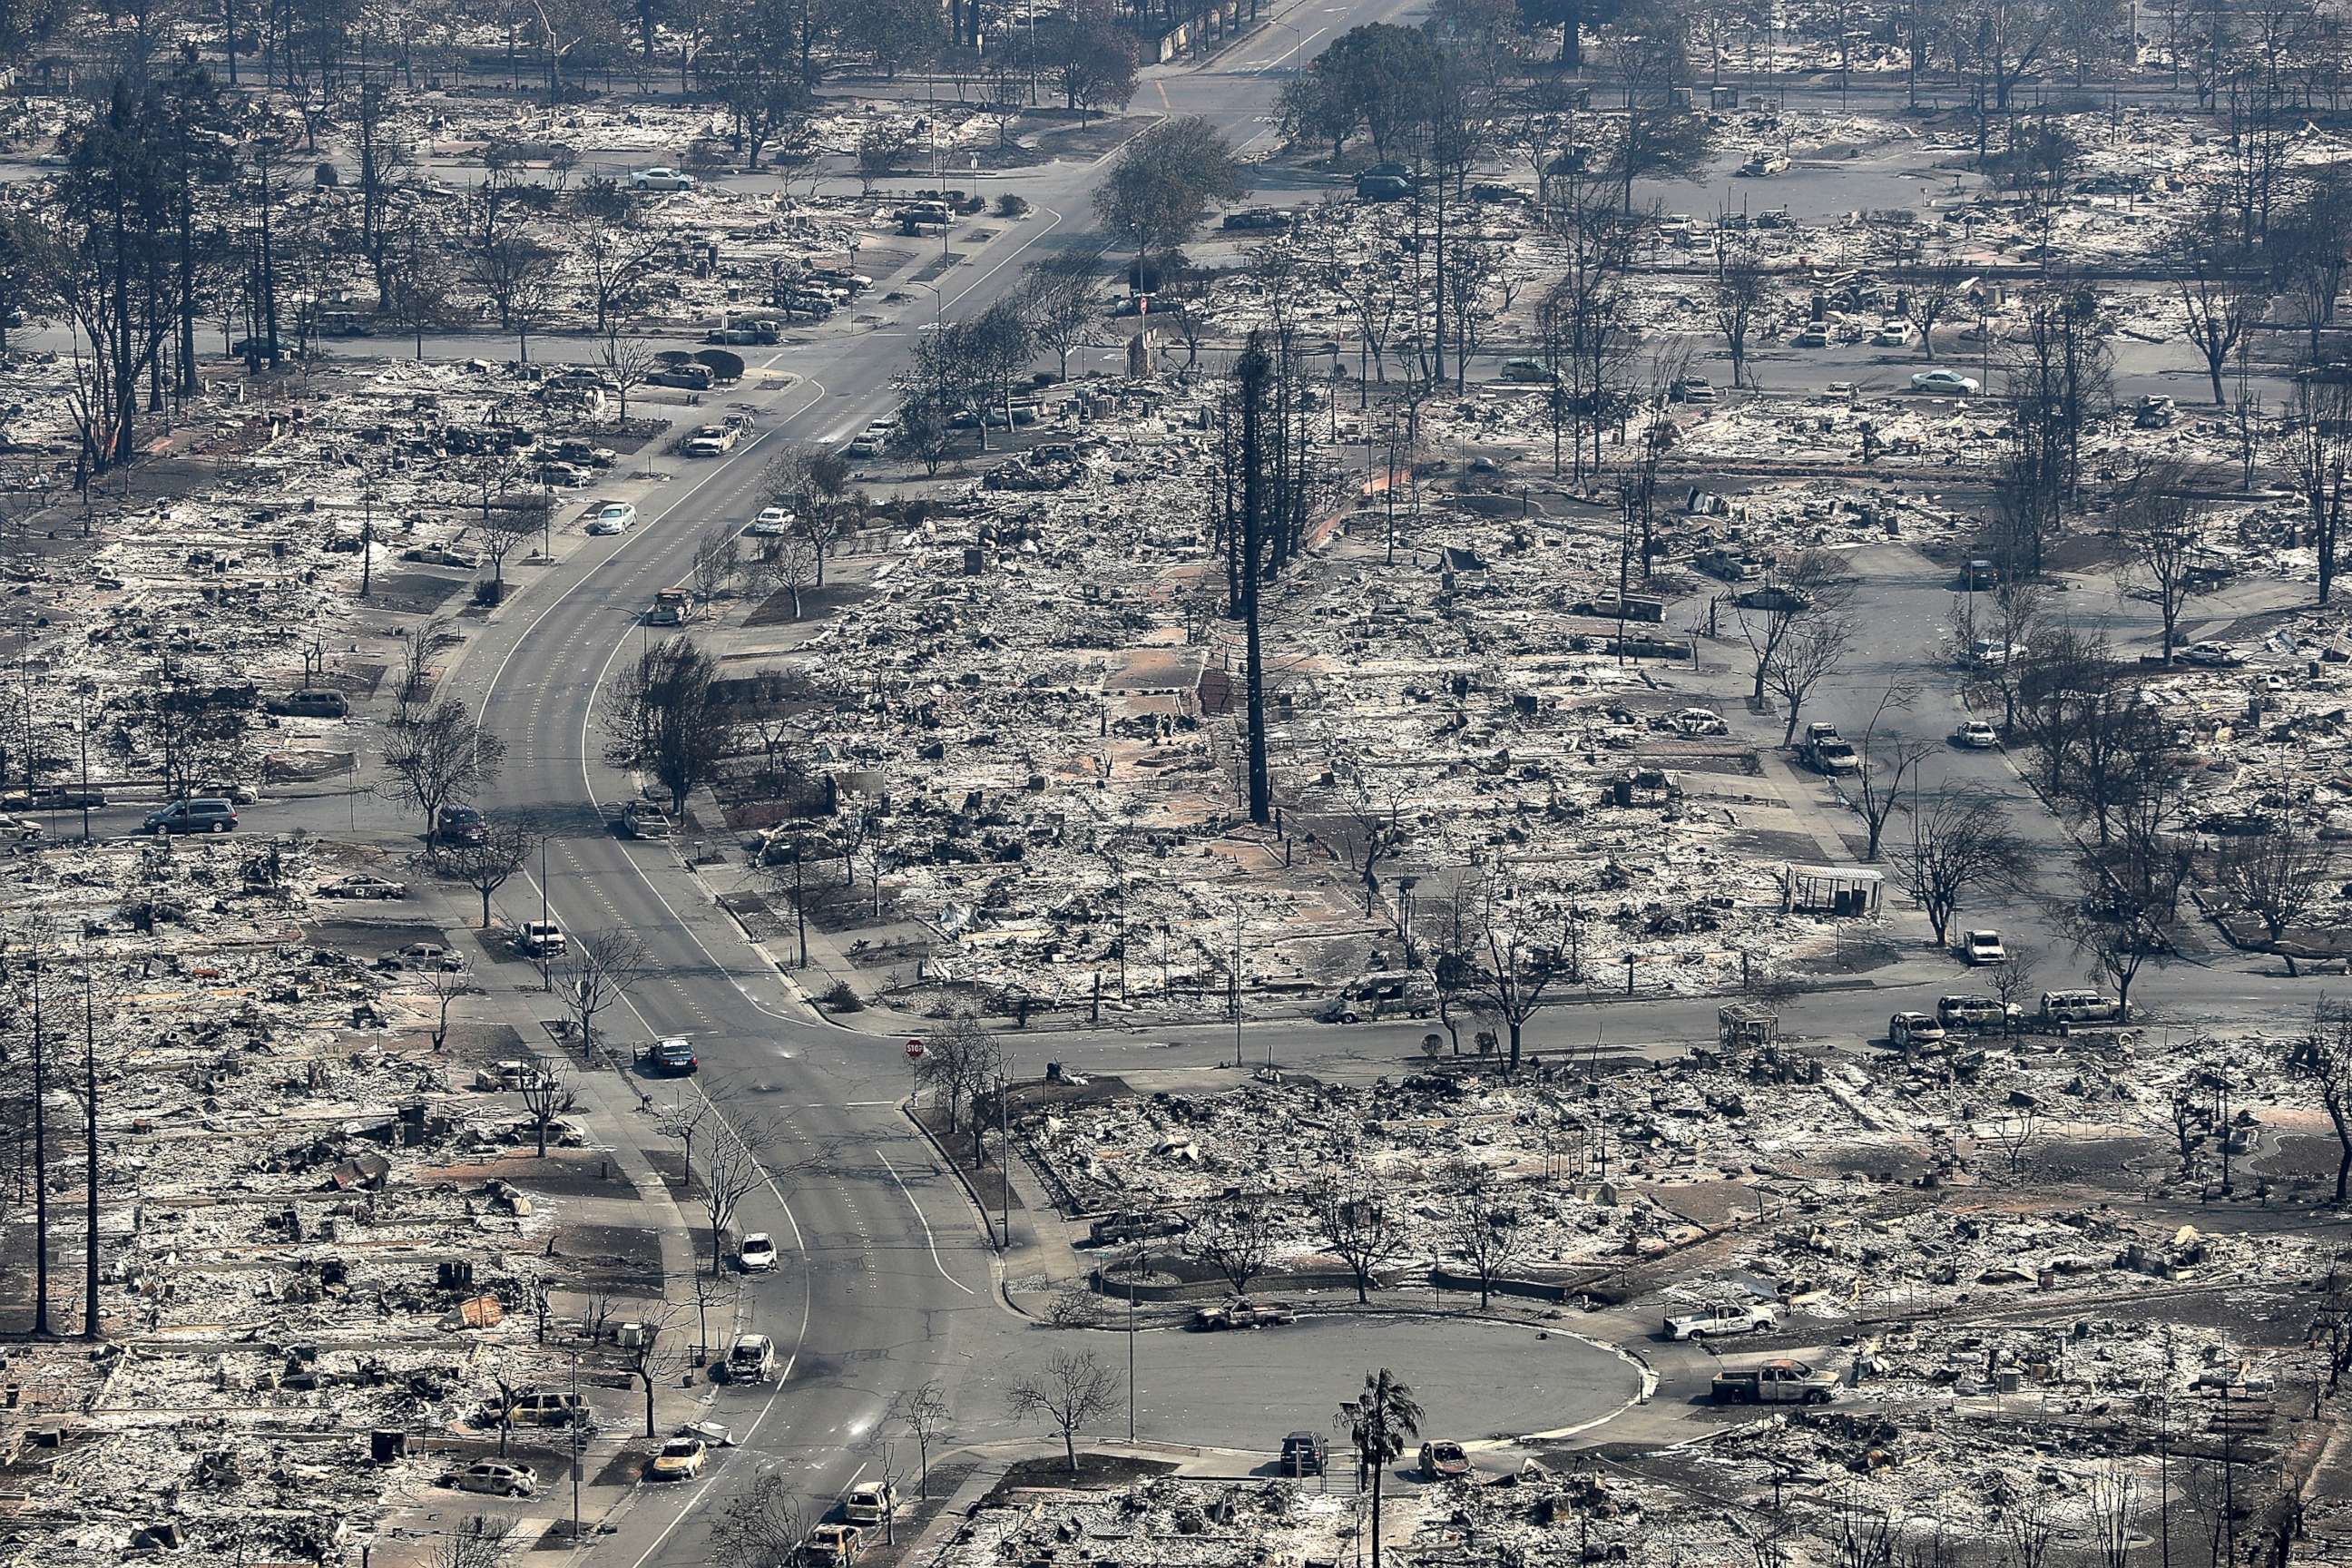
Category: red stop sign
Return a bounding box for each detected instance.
[905,1040,926,1059]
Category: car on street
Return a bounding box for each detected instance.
[648,1436,708,1480]
[2180,641,2244,667]
[1220,206,1290,230]
[722,1333,776,1384]
[586,502,637,535]
[845,1480,897,1524]
[631,167,699,191]
[738,1231,777,1272]
[436,804,488,848]
[1712,1359,1839,1405]
[1501,357,1557,384]
[1664,1302,1780,1341]
[648,1036,698,1074]
[321,874,407,900]
[1419,1441,1472,1479]
[1964,929,2008,965]
[1952,720,1999,749]
[1888,1011,1947,1048]
[0,814,43,846]
[804,1524,864,1565]
[515,921,567,959]
[621,800,674,839]
[683,424,740,457]
[1910,368,1980,395]
[1792,324,1830,348]
[447,1461,537,1497]
[746,507,794,535]
[1937,995,2019,1031]
[142,798,238,835]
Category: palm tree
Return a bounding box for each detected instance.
[1337,1368,1424,1568]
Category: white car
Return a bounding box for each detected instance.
[2180,641,2244,667]
[1889,1011,1947,1048]
[1964,929,2008,965]
[1664,1302,1779,1341]
[1952,720,1998,749]
[631,167,699,191]
[1911,369,1979,395]
[516,920,567,958]
[1666,707,1730,737]
[449,1461,536,1497]
[746,507,794,536]
[739,1232,778,1272]
[586,502,637,535]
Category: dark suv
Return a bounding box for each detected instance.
[436,805,488,848]
[1280,1431,1327,1476]
[142,798,238,835]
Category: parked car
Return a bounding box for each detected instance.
[1888,1011,1946,1048]
[2180,641,2244,667]
[380,942,464,972]
[586,502,637,535]
[1712,1359,1839,1405]
[682,424,739,457]
[1666,708,1730,737]
[1937,995,2019,1031]
[631,167,700,191]
[267,688,349,719]
[648,1436,708,1480]
[1221,206,1290,230]
[321,875,407,900]
[1090,1210,1188,1245]
[515,921,566,959]
[746,507,794,535]
[436,804,488,848]
[1952,720,1999,749]
[621,800,673,838]
[1501,357,1557,384]
[2042,988,2120,1024]
[1870,319,1912,347]
[1279,1430,1328,1476]
[142,798,238,835]
[448,1461,537,1497]
[503,1390,589,1426]
[1792,324,1830,348]
[647,1036,698,1074]
[1964,929,2008,965]
[739,1231,778,1272]
[1420,1440,1472,1479]
[1192,1297,1294,1330]
[1664,1302,1779,1341]
[1911,368,1980,395]
[723,1333,776,1385]
[804,1524,864,1566]
[1355,162,1416,201]
[844,1480,897,1524]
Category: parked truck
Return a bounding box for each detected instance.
[1801,722,1860,776]
[1711,1359,1840,1405]
[1192,1297,1296,1331]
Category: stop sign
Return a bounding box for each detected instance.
[906,1040,926,1059]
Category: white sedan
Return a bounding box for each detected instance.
[1952,720,1998,749]
[745,507,794,536]
[586,502,637,535]
[1910,369,1980,396]
[631,167,699,191]
[738,1232,778,1272]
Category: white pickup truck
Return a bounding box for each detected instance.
[1664,1302,1780,1341]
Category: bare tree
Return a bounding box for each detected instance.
[1733,551,1854,707]
[1007,1349,1122,1475]
[2217,811,2335,948]
[691,1106,779,1279]
[1435,1156,1528,1309]
[894,1379,952,1498]
[1848,683,1934,861]
[2053,848,2173,1021]
[1710,240,1771,389]
[559,928,651,1061]
[2118,463,2213,662]
[1435,868,1585,1071]
[430,1517,519,1568]
[382,701,507,848]
[517,1051,575,1157]
[1895,240,1973,360]
[1987,1108,2042,1174]
[1767,614,1857,746]
[396,614,456,727]
[621,1299,689,1437]
[1896,789,2032,944]
[603,334,662,426]
[707,1471,814,1568]
[420,962,472,1054]
[1183,1191,1279,1296]
[446,821,539,929]
[2288,372,2352,605]
[2290,1005,2352,1201]
[1311,1164,1409,1304]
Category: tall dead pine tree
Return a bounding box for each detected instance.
[1237,334,1273,826]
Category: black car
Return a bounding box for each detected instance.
[436,804,488,848]
[645,1038,698,1074]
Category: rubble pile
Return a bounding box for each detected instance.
[933,1475,1373,1568]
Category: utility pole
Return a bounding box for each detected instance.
[1236,336,1272,825]
[82,968,98,1338]
[998,1059,1011,1244]
[1231,902,1244,1069]
[1125,1252,1138,1444]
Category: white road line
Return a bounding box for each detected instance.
[877,1148,975,1296]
